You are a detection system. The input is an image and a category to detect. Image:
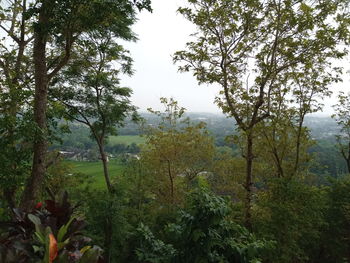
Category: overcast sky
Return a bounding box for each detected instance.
[121,0,350,115]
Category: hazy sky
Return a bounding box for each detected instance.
[121,0,221,113]
[122,0,350,115]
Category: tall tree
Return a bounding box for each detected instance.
[290,65,337,176]
[332,92,350,174]
[142,98,215,205]
[51,33,137,193]
[174,0,349,228]
[19,0,151,209]
[0,0,36,210]
[256,63,335,179]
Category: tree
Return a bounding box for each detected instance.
[289,66,337,175]
[320,177,350,262]
[135,189,272,263]
[0,0,37,210]
[209,153,245,199]
[141,98,215,205]
[252,57,340,181]
[332,92,350,174]
[0,0,151,209]
[51,33,139,262]
[254,178,327,263]
[174,0,349,229]
[51,33,137,193]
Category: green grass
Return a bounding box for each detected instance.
[66,160,125,189]
[108,135,145,146]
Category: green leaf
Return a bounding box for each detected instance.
[57,216,75,243]
[28,214,41,226]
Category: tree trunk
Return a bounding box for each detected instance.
[166,159,174,204]
[20,7,48,209]
[98,141,113,262]
[244,131,254,231]
[273,150,284,178]
[104,214,113,263]
[293,118,304,176]
[98,142,113,193]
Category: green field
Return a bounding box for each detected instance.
[108,135,145,146]
[66,160,125,189]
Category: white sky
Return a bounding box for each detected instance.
[121,0,350,115]
[121,0,221,113]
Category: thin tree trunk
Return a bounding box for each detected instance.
[294,116,304,176]
[2,0,28,209]
[273,149,284,178]
[98,142,113,193]
[244,131,254,231]
[20,6,48,209]
[166,159,174,204]
[98,140,113,262]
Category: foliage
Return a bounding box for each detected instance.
[141,98,215,205]
[45,159,94,195]
[175,0,348,118]
[332,92,350,173]
[81,189,130,263]
[52,33,138,138]
[135,223,177,263]
[0,0,36,208]
[255,109,314,179]
[208,151,246,203]
[0,112,34,208]
[51,31,139,193]
[174,0,349,227]
[254,178,327,263]
[135,189,273,263]
[0,0,152,207]
[318,177,350,262]
[121,159,159,226]
[2,0,350,262]
[0,191,103,263]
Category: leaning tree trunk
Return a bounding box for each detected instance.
[98,141,113,193]
[20,8,48,209]
[293,120,304,176]
[166,159,175,204]
[244,131,254,231]
[98,140,113,262]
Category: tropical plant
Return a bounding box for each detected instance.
[0,191,103,263]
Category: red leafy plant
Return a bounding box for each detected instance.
[0,191,104,263]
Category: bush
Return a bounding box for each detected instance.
[0,192,103,263]
[135,189,273,263]
[254,178,327,263]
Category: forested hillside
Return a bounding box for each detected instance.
[1,0,350,262]
[52,114,348,178]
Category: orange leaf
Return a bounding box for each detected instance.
[49,233,58,263]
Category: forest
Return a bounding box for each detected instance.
[1,0,350,262]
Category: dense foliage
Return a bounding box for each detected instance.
[1,0,350,262]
